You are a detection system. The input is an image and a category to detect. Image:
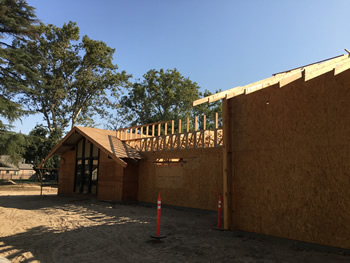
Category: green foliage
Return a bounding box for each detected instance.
[24,124,61,168]
[113,68,222,131]
[0,130,27,164]
[117,68,200,128]
[18,21,131,134]
[0,0,39,129]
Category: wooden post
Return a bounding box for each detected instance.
[194,116,198,148]
[202,115,206,147]
[141,127,144,137]
[163,123,167,150]
[222,98,233,230]
[171,120,174,149]
[152,125,155,137]
[178,119,182,133]
[194,116,198,131]
[186,117,189,132]
[215,112,219,129]
[157,123,161,151]
[146,126,149,137]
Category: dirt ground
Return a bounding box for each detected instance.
[0,184,349,263]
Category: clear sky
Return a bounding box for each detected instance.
[12,0,350,134]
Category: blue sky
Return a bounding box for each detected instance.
[12,0,350,134]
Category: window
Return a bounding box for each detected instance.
[74,138,99,194]
[153,158,184,167]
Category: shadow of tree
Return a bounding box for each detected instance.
[1,196,350,263]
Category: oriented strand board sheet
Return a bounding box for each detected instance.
[228,69,350,249]
[98,151,124,201]
[58,149,75,195]
[155,166,184,189]
[123,160,139,201]
[138,147,223,211]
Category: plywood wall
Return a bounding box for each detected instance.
[58,149,75,195]
[122,159,139,201]
[97,151,124,201]
[138,147,223,211]
[228,70,350,249]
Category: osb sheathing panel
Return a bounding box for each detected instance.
[97,151,124,201]
[58,149,75,195]
[229,69,350,249]
[122,160,139,201]
[138,147,223,211]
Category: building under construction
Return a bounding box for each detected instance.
[42,53,350,249]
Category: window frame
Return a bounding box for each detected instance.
[74,138,100,194]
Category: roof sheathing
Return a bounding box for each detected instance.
[39,127,142,168]
[193,53,350,106]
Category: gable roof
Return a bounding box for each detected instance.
[0,156,19,171]
[38,126,143,168]
[0,156,34,171]
[193,53,350,106]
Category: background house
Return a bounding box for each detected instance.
[0,156,35,180]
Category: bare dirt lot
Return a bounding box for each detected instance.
[0,184,349,263]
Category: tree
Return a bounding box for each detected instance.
[0,130,27,164]
[112,68,222,132]
[24,124,60,168]
[18,21,131,134]
[0,0,39,130]
[117,68,200,128]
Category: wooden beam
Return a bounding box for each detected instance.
[203,115,206,130]
[194,116,198,131]
[193,97,209,106]
[186,118,189,132]
[279,71,302,88]
[215,112,218,129]
[193,88,238,106]
[157,123,161,136]
[244,83,263,94]
[304,55,349,81]
[178,119,181,133]
[152,125,155,137]
[193,55,349,107]
[171,120,174,134]
[304,64,336,82]
[222,98,233,230]
[164,122,168,136]
[334,59,350,75]
[226,87,245,99]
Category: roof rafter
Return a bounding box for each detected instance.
[193,53,350,106]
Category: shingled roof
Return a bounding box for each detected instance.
[39,126,143,168]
